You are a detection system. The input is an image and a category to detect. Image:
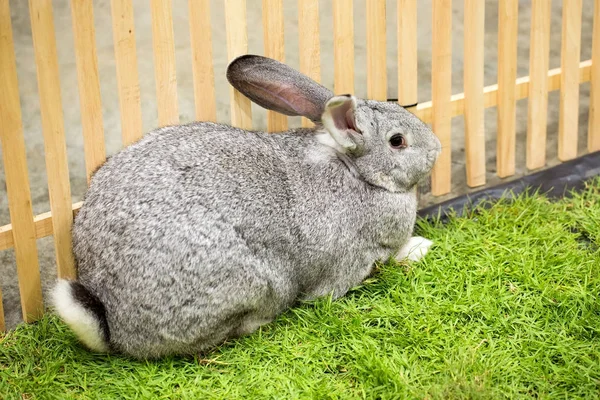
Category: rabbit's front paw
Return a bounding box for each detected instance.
[395,236,433,262]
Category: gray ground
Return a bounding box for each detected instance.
[0,0,595,329]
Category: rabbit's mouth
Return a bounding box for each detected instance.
[371,171,420,193]
[371,173,402,192]
[427,148,442,168]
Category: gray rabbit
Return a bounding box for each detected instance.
[51,55,441,359]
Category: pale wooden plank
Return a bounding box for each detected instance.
[298,0,320,128]
[366,0,387,101]
[559,0,583,161]
[590,0,600,152]
[398,0,417,110]
[414,60,592,124]
[497,0,518,178]
[151,0,179,126]
[0,53,590,259]
[332,0,354,94]
[0,0,43,322]
[527,0,551,170]
[225,0,252,129]
[0,65,594,256]
[0,203,83,252]
[70,0,106,183]
[0,224,12,251]
[189,0,217,122]
[463,0,485,187]
[29,0,76,280]
[263,0,288,132]
[431,0,452,196]
[111,0,143,146]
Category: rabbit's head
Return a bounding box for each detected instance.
[227,55,441,193]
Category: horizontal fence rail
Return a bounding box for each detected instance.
[0,1,597,330]
[415,60,592,123]
[0,60,593,253]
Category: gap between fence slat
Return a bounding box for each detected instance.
[189,0,217,122]
[590,0,600,152]
[29,0,76,280]
[527,0,551,170]
[225,0,252,129]
[263,0,288,132]
[0,61,593,253]
[151,0,179,127]
[0,285,4,331]
[559,0,583,161]
[431,0,452,196]
[0,0,43,323]
[463,0,486,187]
[298,0,320,128]
[398,0,417,111]
[71,0,106,183]
[366,0,387,101]
[497,0,518,178]
[111,0,143,146]
[333,0,354,94]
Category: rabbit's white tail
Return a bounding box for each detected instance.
[50,279,110,352]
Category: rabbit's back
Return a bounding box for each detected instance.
[73,122,303,357]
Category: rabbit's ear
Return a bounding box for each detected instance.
[226,55,333,123]
[321,95,362,151]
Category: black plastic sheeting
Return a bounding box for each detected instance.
[418,151,600,222]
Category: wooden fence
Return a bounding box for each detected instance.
[0,0,599,331]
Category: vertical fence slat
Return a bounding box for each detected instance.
[497,0,518,178]
[398,0,417,110]
[559,0,583,161]
[526,0,551,170]
[111,0,143,146]
[366,0,387,101]
[189,0,216,122]
[590,0,600,152]
[463,0,486,187]
[431,0,452,196]
[0,0,43,322]
[333,0,354,94]
[225,0,252,129]
[151,0,179,127]
[70,0,106,183]
[263,0,287,132]
[298,0,320,128]
[29,0,76,279]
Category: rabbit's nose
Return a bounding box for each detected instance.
[427,149,441,165]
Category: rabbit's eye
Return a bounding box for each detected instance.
[389,134,407,149]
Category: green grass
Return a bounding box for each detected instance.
[2,179,600,400]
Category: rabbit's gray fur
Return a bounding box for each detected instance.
[51,55,441,359]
